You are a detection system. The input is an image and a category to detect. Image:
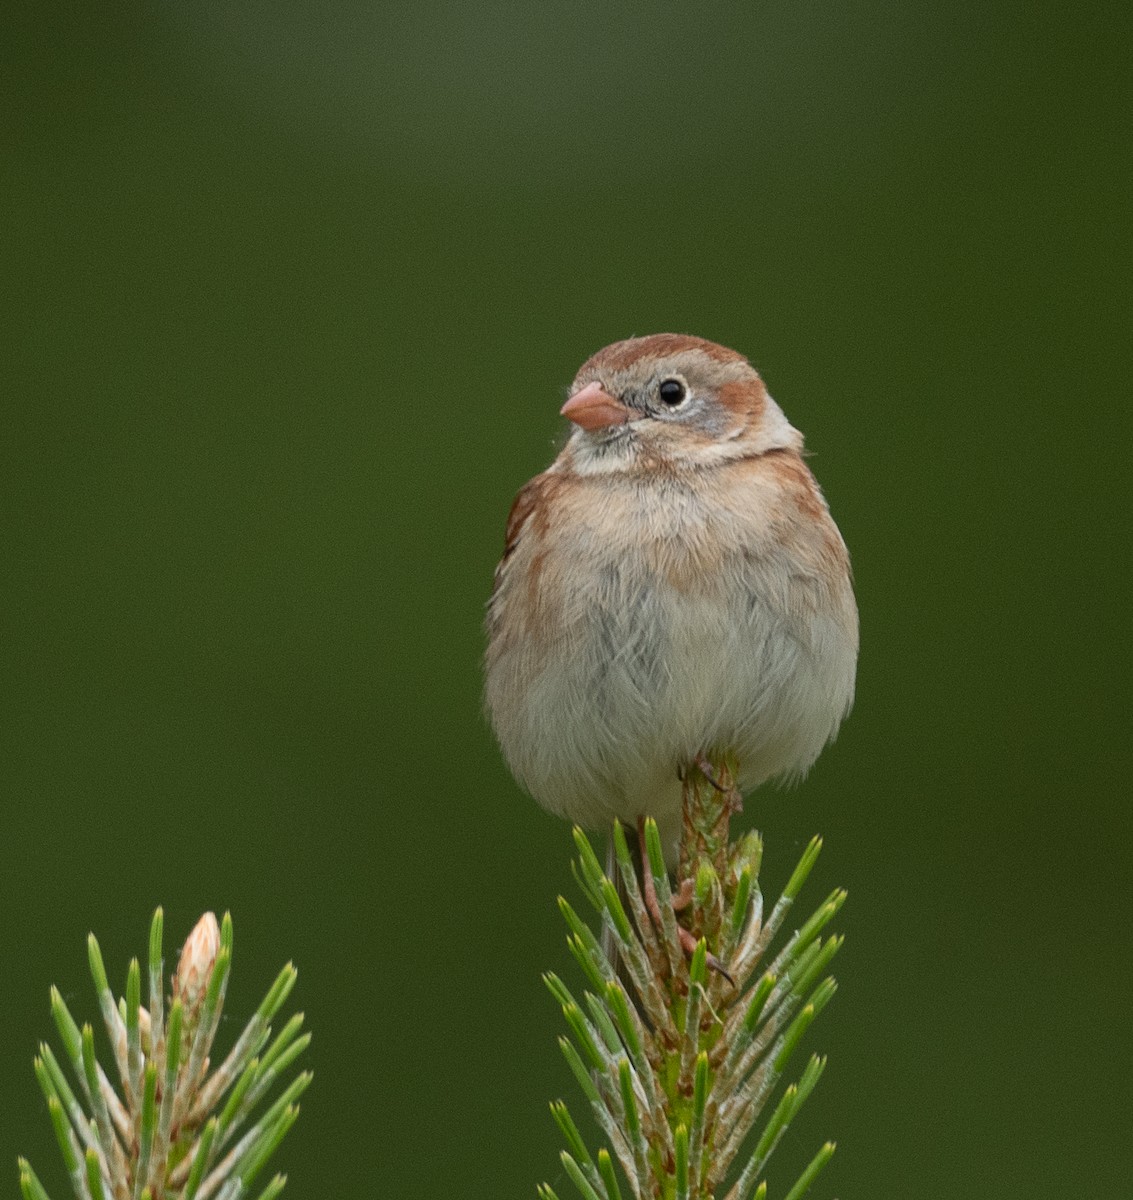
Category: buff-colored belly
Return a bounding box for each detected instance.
[487,531,855,861]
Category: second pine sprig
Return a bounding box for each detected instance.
[20,909,309,1200]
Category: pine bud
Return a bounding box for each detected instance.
[174,912,219,1014]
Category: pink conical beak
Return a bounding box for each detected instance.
[560,381,632,430]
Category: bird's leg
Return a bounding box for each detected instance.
[693,753,728,791]
[694,752,743,814]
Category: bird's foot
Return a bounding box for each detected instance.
[671,877,695,911]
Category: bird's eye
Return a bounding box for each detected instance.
[658,378,687,406]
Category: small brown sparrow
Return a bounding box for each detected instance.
[485,335,858,868]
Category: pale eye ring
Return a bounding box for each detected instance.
[658,378,687,406]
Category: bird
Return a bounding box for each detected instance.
[484,334,858,879]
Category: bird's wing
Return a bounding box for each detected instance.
[499,473,547,564]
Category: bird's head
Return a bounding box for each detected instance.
[561,334,801,473]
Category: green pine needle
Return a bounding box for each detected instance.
[782,1142,836,1200]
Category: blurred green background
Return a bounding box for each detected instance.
[2,1,1129,1196]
